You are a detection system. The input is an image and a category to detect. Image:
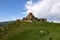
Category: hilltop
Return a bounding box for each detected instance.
[0,21,60,40]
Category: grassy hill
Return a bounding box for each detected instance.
[0,21,60,40]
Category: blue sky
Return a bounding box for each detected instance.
[0,0,28,21]
[0,0,39,22]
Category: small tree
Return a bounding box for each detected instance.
[23,17,25,20]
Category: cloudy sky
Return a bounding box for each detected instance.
[0,0,60,23]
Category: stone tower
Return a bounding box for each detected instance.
[25,12,35,20]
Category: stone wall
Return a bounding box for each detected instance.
[39,18,47,22]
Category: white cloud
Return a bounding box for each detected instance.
[0,20,7,22]
[21,12,27,15]
[11,17,17,20]
[53,20,60,23]
[24,0,60,23]
[0,17,16,22]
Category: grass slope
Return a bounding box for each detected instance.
[0,21,60,40]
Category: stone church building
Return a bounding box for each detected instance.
[22,12,47,22]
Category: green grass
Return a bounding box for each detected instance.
[0,21,60,40]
